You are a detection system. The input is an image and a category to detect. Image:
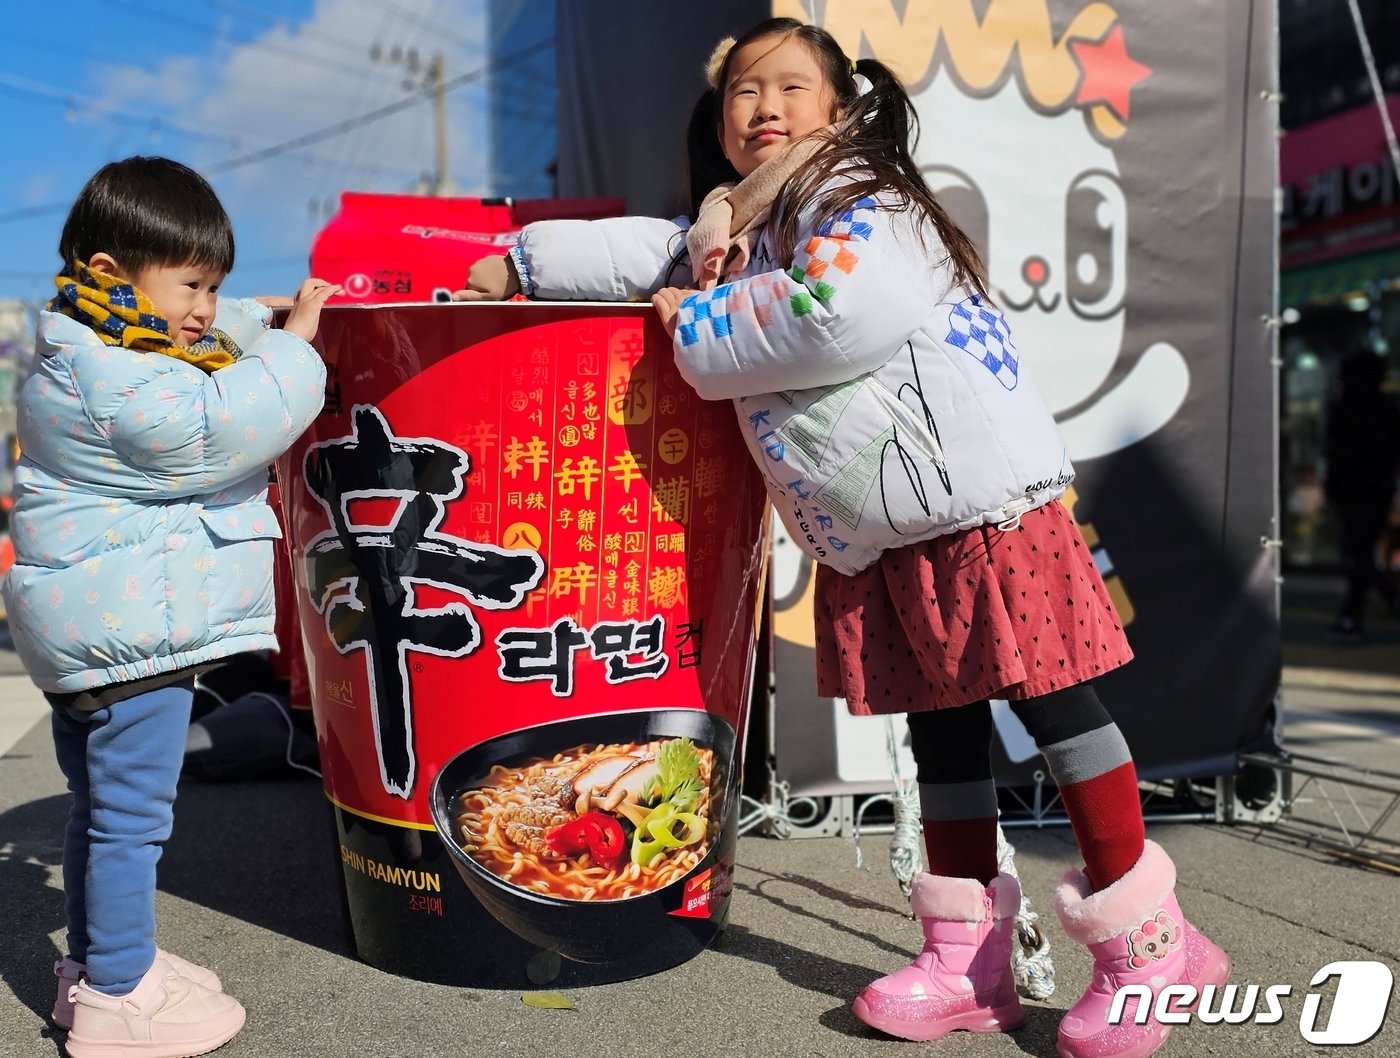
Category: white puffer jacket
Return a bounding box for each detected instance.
[514,182,1072,575]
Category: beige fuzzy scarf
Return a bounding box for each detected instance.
[686,132,830,288]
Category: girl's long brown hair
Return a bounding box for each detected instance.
[688,17,989,300]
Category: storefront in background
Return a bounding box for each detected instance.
[1279,90,1400,570]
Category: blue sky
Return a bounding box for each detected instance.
[0,0,510,307]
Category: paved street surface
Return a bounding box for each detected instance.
[2,572,1398,1057]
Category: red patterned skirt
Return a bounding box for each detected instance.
[814,500,1133,715]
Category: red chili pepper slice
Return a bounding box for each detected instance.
[544,817,591,857]
[580,811,628,868]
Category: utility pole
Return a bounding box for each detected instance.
[429,52,449,197]
[370,44,454,196]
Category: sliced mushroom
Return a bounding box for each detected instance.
[601,757,661,808]
[571,754,646,801]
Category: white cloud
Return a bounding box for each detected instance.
[93,0,493,293]
[98,55,205,116]
[20,170,56,206]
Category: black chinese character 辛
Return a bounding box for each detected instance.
[303,405,545,798]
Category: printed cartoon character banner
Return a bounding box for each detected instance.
[557,0,1280,792]
[275,304,768,985]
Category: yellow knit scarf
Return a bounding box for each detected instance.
[49,264,241,373]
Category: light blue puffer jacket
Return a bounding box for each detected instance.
[2,299,326,694]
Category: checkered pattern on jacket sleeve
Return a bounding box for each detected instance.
[672,196,940,401]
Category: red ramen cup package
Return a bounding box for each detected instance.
[275,303,768,986]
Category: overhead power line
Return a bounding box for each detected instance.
[207,0,382,59]
[201,37,553,175]
[0,72,426,186]
[101,0,396,81]
[0,37,555,226]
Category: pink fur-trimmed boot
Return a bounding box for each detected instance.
[1055,840,1231,1058]
[852,872,1025,1041]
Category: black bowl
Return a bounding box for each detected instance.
[429,708,737,965]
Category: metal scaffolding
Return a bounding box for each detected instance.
[1238,751,1400,875]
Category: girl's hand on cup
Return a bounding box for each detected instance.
[652,287,699,339]
[283,278,342,343]
[453,255,522,301]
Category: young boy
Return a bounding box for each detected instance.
[3,156,334,1058]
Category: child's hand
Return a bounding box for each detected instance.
[253,295,294,308]
[652,287,699,340]
[453,255,522,301]
[283,278,342,343]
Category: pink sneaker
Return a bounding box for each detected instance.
[64,957,243,1058]
[853,872,1026,1041]
[53,951,223,1031]
[1055,840,1231,1058]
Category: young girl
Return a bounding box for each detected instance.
[4,156,333,1058]
[460,18,1230,1058]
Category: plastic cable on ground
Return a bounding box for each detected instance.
[191,677,322,780]
[738,769,831,838]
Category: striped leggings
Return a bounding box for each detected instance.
[907,682,1145,891]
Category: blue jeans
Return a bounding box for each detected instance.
[51,683,194,995]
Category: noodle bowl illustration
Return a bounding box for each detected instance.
[455,740,716,902]
[430,709,736,964]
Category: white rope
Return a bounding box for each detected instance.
[997,827,1056,1000]
[191,677,322,780]
[250,691,322,779]
[1345,0,1400,189]
[851,716,924,896]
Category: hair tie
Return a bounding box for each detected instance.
[705,36,736,88]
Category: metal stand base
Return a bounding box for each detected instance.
[1237,751,1400,873]
[741,769,1229,839]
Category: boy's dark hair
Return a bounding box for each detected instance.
[691,17,989,300]
[58,156,235,275]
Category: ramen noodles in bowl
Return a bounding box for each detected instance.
[454,736,714,902]
[429,708,738,965]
